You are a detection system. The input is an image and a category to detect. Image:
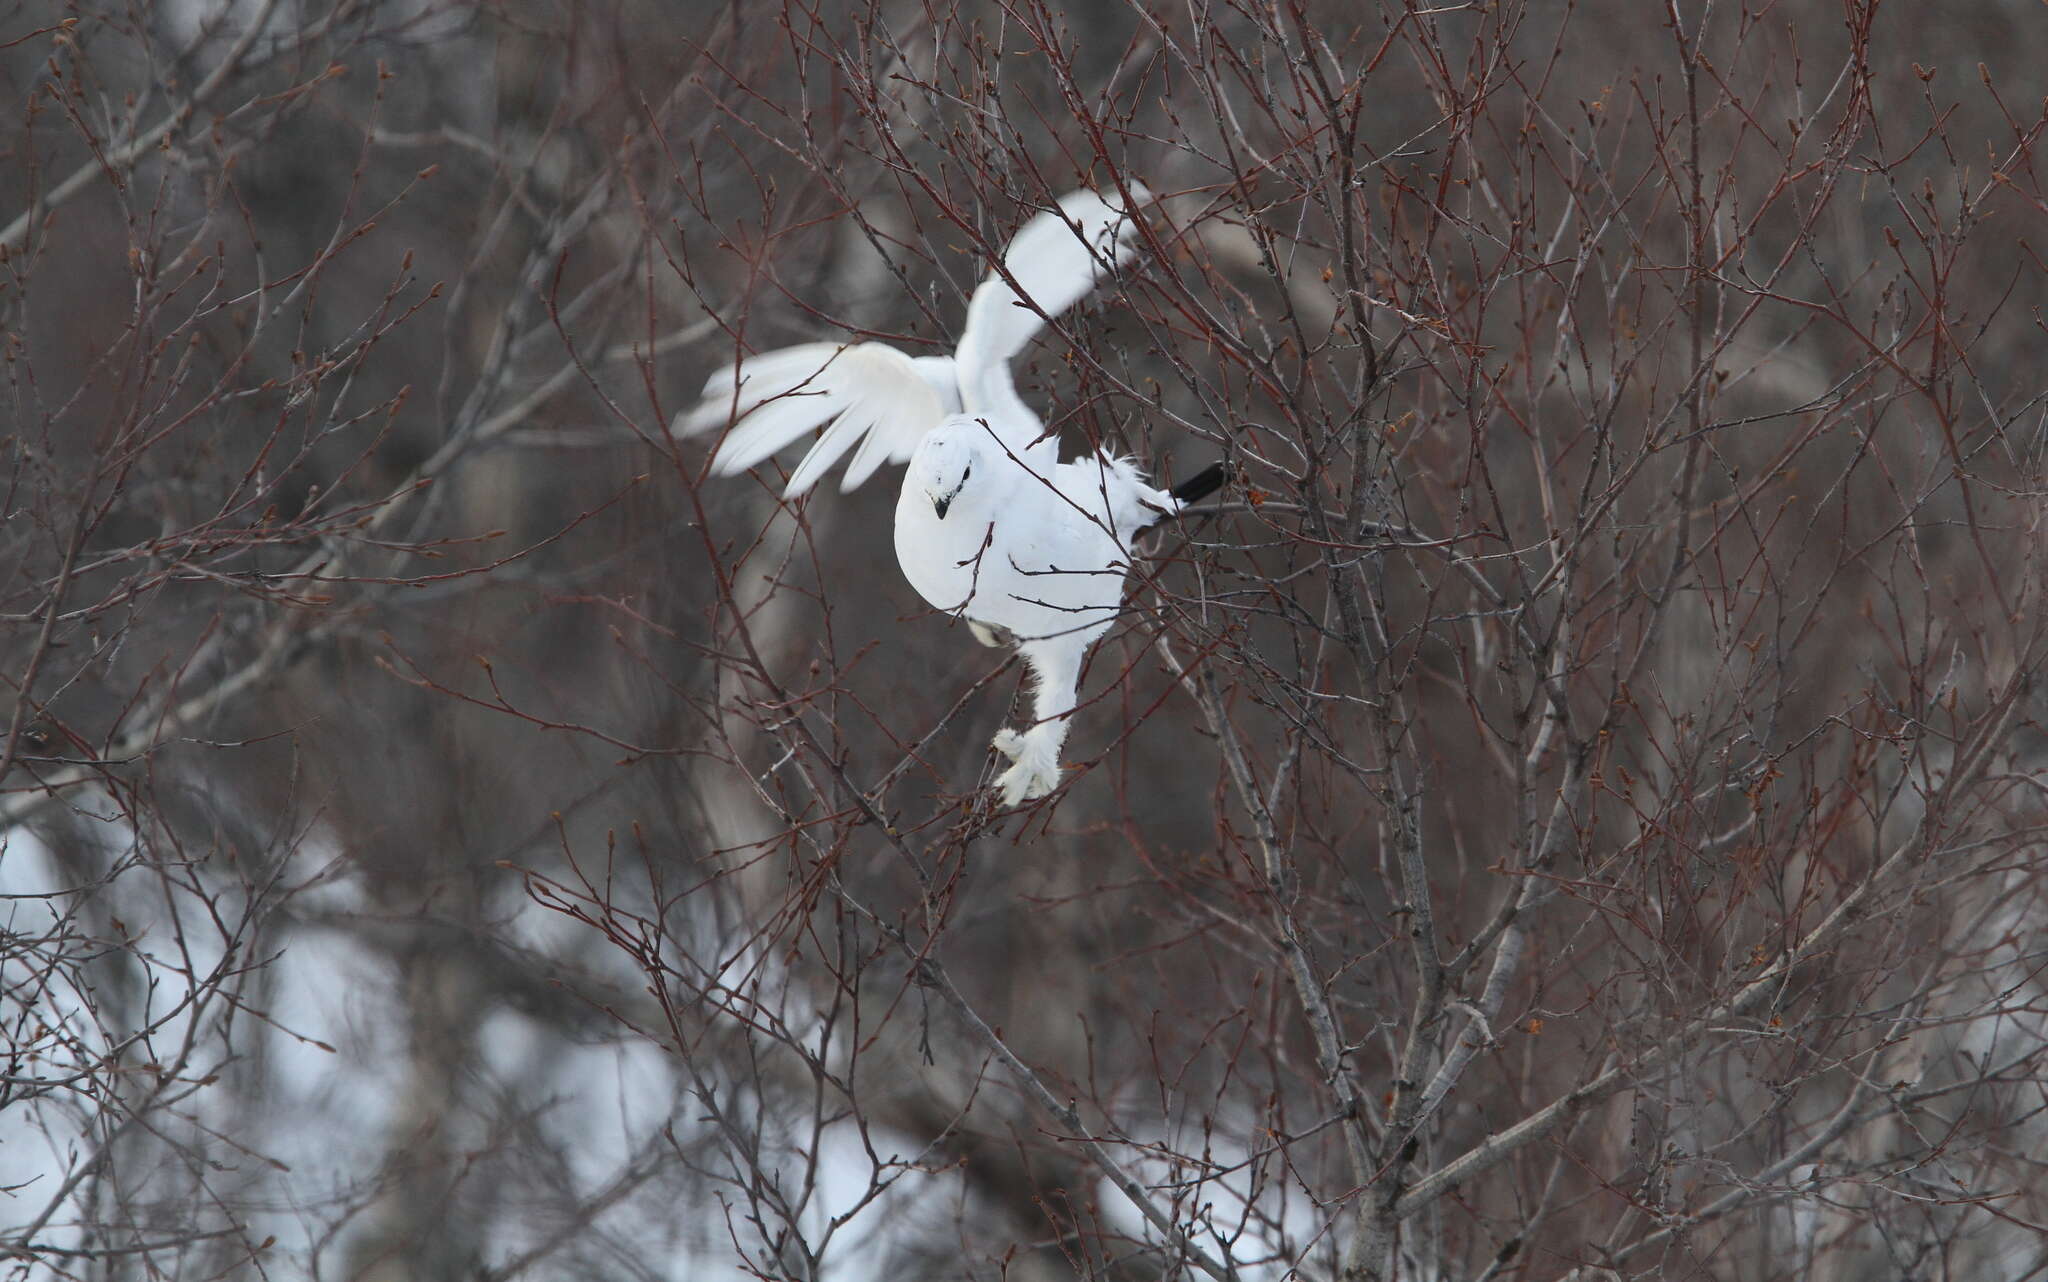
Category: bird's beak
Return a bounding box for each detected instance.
[932,493,951,520]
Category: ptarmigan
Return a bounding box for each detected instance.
[677,188,1222,805]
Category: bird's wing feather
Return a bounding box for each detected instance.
[956,189,1148,374]
[837,355,958,492]
[952,187,1148,445]
[675,342,844,438]
[676,343,958,497]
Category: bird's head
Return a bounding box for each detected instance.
[909,419,988,521]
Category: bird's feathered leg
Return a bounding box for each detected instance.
[991,636,1085,805]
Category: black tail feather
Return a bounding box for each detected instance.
[1169,461,1229,508]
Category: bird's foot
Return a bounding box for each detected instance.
[969,620,1011,649]
[991,728,1061,806]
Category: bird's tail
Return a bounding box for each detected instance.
[1169,462,1229,508]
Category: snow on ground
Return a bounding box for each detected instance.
[3,814,977,1280]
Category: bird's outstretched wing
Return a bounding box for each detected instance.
[952,187,1150,426]
[676,343,959,496]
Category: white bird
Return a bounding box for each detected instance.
[677,188,1223,806]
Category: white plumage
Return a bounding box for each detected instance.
[678,188,1220,806]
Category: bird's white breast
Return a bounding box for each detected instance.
[892,465,1132,643]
